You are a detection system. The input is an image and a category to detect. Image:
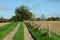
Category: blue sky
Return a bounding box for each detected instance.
[0,0,60,19]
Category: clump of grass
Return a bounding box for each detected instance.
[0,22,18,40]
[24,22,60,40]
[13,22,24,40]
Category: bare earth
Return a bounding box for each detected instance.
[23,23,34,40]
[3,23,20,40]
[0,22,10,26]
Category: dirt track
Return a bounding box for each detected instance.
[23,23,34,40]
[3,23,20,40]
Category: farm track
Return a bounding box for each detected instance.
[23,23,34,40]
[3,23,20,40]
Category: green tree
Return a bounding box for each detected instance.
[47,17,54,21]
[47,17,60,21]
[15,5,33,21]
[10,16,18,22]
[35,17,41,21]
[54,17,60,21]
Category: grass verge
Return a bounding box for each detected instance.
[13,22,24,40]
[0,22,18,40]
[24,22,60,40]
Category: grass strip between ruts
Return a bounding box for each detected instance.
[13,22,24,40]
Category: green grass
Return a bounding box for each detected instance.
[24,22,60,40]
[13,22,24,40]
[0,22,18,40]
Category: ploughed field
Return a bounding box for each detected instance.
[30,21,60,35]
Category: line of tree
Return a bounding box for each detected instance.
[0,17,9,23]
[47,17,60,21]
[34,14,60,21]
[35,16,60,21]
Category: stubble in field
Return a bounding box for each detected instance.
[30,21,60,35]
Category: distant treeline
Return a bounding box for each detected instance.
[0,17,10,23]
[0,16,60,23]
[35,17,60,21]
